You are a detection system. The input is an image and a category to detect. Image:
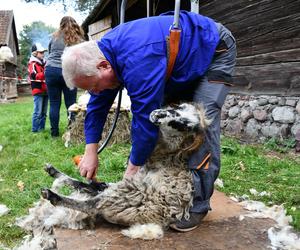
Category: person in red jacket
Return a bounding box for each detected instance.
[28,43,48,132]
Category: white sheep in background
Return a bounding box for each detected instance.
[16,103,210,249]
[0,46,14,62]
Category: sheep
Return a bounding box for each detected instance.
[16,102,211,248]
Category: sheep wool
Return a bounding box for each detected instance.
[121,223,164,240]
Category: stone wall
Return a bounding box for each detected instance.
[221,95,300,142]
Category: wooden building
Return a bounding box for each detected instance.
[0,10,19,101]
[82,0,300,95]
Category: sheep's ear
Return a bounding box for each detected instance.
[195,104,212,130]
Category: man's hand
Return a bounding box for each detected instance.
[124,160,140,179]
[79,143,99,180]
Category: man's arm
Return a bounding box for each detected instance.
[79,88,119,180]
[123,47,167,169]
[85,88,119,144]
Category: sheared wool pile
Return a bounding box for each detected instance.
[234,198,300,250]
[62,91,131,147]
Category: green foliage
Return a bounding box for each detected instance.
[264,137,296,153]
[18,21,55,78]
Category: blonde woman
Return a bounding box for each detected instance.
[45,16,85,137]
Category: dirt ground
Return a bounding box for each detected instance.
[55,191,275,250]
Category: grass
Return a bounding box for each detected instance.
[220,137,300,231]
[0,97,299,248]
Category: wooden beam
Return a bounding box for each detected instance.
[191,0,199,13]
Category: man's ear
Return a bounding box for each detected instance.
[97,60,111,70]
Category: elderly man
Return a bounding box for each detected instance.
[62,10,236,232]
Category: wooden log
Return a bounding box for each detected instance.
[231,61,300,95]
[237,48,300,66]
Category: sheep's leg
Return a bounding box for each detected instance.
[44,164,108,195]
[41,188,100,215]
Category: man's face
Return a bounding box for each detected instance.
[74,60,119,94]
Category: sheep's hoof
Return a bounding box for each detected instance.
[41,188,62,206]
[44,164,60,178]
[41,188,51,199]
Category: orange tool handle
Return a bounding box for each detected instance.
[73,155,82,166]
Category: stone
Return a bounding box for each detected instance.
[228,106,240,119]
[296,102,300,114]
[267,112,274,122]
[221,110,228,120]
[262,104,272,112]
[241,109,252,122]
[257,99,268,106]
[238,101,245,107]
[268,97,278,104]
[225,119,243,135]
[291,123,300,137]
[278,97,286,106]
[221,120,227,129]
[253,109,268,121]
[260,95,269,99]
[285,99,297,107]
[272,107,295,124]
[245,119,260,138]
[225,96,238,108]
[249,100,258,110]
[280,124,290,138]
[261,124,281,138]
[263,121,272,126]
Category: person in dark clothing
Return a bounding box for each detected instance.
[45,16,84,137]
[62,11,236,231]
[28,43,48,133]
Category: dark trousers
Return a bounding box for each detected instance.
[45,66,77,136]
[165,23,237,213]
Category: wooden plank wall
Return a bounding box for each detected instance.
[199,0,300,95]
[88,16,112,40]
[0,61,18,100]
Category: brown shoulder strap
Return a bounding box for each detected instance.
[166,29,181,80]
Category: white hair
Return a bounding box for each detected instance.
[62,40,106,89]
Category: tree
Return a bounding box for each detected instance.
[23,0,99,13]
[18,21,55,78]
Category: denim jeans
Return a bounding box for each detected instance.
[45,66,77,136]
[32,94,48,132]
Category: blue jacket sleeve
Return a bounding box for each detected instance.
[85,89,119,144]
[123,45,167,166]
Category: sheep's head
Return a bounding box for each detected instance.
[150,103,211,135]
[149,103,212,154]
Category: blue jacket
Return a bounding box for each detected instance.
[85,11,220,166]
